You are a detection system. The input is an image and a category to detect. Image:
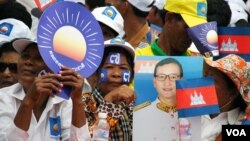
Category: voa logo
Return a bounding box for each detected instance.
[226,129,246,136]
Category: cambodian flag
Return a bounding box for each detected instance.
[176,77,219,118]
[242,115,250,125]
[215,27,250,62]
[34,0,57,12]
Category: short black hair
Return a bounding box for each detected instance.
[85,0,105,11]
[235,19,250,27]
[207,0,231,26]
[0,1,32,28]
[99,22,119,36]
[0,40,17,58]
[154,58,183,77]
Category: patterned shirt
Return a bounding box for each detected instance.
[82,88,133,141]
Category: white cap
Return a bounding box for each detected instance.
[0,18,33,45]
[227,0,248,12]
[228,2,248,25]
[98,112,107,118]
[12,38,37,54]
[128,0,154,12]
[104,36,135,58]
[246,0,250,14]
[92,6,124,36]
[154,0,166,10]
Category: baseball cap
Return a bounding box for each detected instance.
[164,0,207,27]
[0,18,33,45]
[228,2,248,26]
[226,0,248,11]
[92,6,124,36]
[128,0,155,12]
[104,36,135,58]
[205,54,250,102]
[154,0,167,10]
[12,38,37,54]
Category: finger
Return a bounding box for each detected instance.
[40,77,62,87]
[59,67,78,78]
[39,73,61,80]
[60,75,78,82]
[130,92,136,103]
[37,87,56,97]
[245,105,250,115]
[239,115,247,121]
[40,83,62,94]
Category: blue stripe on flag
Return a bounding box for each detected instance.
[214,53,250,62]
[178,105,220,118]
[218,27,250,35]
[176,77,214,89]
[242,120,250,125]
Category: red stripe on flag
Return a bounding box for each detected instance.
[177,86,218,109]
[218,35,250,54]
[34,0,57,12]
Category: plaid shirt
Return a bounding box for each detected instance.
[82,89,133,141]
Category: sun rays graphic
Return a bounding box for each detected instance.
[199,22,218,49]
[37,1,104,77]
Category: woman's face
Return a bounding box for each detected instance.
[203,62,239,112]
[97,52,132,95]
[17,44,46,92]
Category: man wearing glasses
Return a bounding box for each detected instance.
[133,57,183,141]
[0,41,19,88]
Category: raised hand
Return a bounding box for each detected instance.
[59,66,84,102]
[26,73,62,104]
[104,84,136,105]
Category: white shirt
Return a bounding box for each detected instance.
[133,99,179,141]
[201,107,244,141]
[0,83,91,141]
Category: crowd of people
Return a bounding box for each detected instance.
[0,0,250,141]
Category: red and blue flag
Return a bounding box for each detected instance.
[215,27,250,62]
[242,115,250,125]
[176,77,219,118]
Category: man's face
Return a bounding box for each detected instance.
[0,51,19,88]
[100,23,118,40]
[147,7,164,27]
[153,63,181,100]
[17,44,46,91]
[105,0,125,14]
[164,13,192,54]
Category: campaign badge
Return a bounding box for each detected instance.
[49,116,61,138]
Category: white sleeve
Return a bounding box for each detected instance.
[6,124,29,141]
[70,124,91,141]
[0,92,28,141]
[60,100,91,141]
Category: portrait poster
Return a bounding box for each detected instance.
[133,56,204,141]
